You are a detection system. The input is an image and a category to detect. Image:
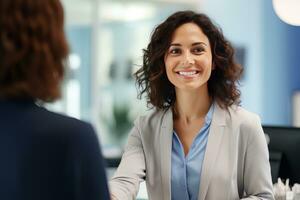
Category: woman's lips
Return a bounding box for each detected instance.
[176,70,200,78]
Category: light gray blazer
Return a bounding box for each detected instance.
[110,104,274,200]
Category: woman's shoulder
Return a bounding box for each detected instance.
[226,104,261,129]
[134,107,171,130]
[227,104,260,121]
[40,106,91,128]
[28,105,97,142]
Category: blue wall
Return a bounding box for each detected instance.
[262,0,300,125]
[202,0,264,120]
[202,0,300,126]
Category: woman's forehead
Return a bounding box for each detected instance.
[170,23,209,45]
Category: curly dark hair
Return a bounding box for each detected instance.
[0,0,69,102]
[135,10,242,110]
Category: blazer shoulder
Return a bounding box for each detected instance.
[227,105,262,133]
[134,107,168,131]
[40,108,101,156]
[40,106,92,129]
[227,106,264,144]
[228,105,260,123]
[32,106,97,141]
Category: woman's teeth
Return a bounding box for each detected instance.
[178,71,198,76]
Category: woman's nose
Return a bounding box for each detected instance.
[181,52,195,66]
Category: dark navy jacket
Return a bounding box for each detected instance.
[0,99,110,200]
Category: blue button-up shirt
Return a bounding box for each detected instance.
[171,104,214,200]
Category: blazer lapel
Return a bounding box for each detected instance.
[198,104,227,200]
[160,108,173,200]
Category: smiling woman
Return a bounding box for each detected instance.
[110,10,274,200]
[164,23,213,92]
[135,11,242,110]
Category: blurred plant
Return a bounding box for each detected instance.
[102,102,132,145]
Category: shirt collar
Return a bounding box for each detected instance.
[204,102,215,125]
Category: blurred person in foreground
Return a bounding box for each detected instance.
[0,0,109,200]
[110,11,274,200]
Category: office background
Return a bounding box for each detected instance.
[47,0,300,156]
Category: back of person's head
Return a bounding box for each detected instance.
[0,0,69,102]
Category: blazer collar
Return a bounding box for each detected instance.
[160,108,173,200]
[198,103,227,200]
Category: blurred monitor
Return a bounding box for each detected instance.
[263,126,300,184]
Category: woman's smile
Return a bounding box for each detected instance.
[175,69,201,79]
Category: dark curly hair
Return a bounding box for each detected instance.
[0,0,69,102]
[135,10,242,110]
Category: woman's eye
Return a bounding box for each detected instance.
[169,48,181,54]
[192,47,204,54]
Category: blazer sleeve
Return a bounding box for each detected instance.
[241,115,274,200]
[109,119,146,200]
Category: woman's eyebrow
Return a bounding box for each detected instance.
[170,43,181,47]
[192,42,207,46]
[169,42,207,47]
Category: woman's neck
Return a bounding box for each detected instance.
[173,86,212,123]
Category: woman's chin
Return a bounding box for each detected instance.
[175,82,207,91]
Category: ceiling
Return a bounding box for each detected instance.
[61,0,200,25]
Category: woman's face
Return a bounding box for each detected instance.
[164,22,213,91]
